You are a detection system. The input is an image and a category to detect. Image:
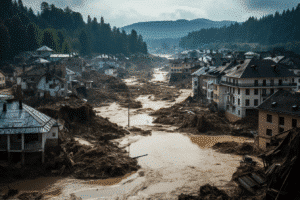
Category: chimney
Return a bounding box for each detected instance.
[3,103,7,112]
[19,100,23,110]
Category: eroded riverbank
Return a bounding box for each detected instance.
[2,68,261,200]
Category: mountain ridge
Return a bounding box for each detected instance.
[121,18,237,40]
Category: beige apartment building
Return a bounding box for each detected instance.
[257,90,300,149]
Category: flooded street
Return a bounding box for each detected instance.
[4,68,253,200]
[66,68,252,199]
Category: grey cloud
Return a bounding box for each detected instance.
[242,0,299,11]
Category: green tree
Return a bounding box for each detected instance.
[62,41,70,54]
[0,22,10,62]
[57,30,64,51]
[41,29,58,51]
[26,23,39,51]
[79,30,90,56]
[129,29,138,54]
[0,0,13,20]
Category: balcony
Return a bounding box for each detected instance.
[25,142,42,151]
[220,81,297,88]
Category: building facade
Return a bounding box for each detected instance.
[0,100,59,164]
[257,90,300,149]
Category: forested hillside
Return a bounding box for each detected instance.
[0,0,148,62]
[179,3,300,52]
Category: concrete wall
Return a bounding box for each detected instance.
[37,76,66,97]
[258,110,300,149]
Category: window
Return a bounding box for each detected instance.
[254,99,258,106]
[279,117,284,126]
[266,129,272,136]
[267,114,272,123]
[292,119,297,128]
[270,79,274,86]
[254,80,258,86]
[262,89,266,95]
[233,88,235,93]
[245,99,250,106]
[232,106,236,112]
[238,88,240,95]
[246,89,250,95]
[226,105,229,110]
[279,79,282,86]
[263,79,266,86]
[254,89,258,95]
[52,132,56,137]
[279,128,284,133]
[232,97,235,104]
[270,89,274,95]
[292,78,295,83]
[238,98,240,105]
[238,110,240,115]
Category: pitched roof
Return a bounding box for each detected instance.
[36,46,54,52]
[0,100,57,134]
[224,58,295,78]
[34,58,50,64]
[257,90,300,117]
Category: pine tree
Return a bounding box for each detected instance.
[42,29,57,51]
[0,22,10,62]
[26,23,39,51]
[79,30,90,56]
[57,31,64,51]
[0,0,13,20]
[62,41,70,54]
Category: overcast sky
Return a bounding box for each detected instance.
[22,0,299,28]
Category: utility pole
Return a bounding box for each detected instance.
[128,90,130,127]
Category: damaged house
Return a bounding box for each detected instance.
[18,64,67,97]
[0,100,59,164]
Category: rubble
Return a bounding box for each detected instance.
[178,184,230,200]
[17,191,44,200]
[44,138,140,179]
[212,142,261,155]
[128,126,152,136]
[151,101,231,134]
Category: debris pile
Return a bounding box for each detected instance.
[178,184,230,200]
[38,100,128,140]
[128,80,180,101]
[151,102,231,134]
[261,127,300,199]
[212,142,260,155]
[128,126,152,136]
[45,138,140,179]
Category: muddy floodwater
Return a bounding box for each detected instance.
[5,68,255,199]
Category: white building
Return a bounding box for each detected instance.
[0,100,60,164]
[219,58,297,122]
[37,74,67,97]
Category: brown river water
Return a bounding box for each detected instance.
[3,68,256,199]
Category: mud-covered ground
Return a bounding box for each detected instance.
[1,68,264,200]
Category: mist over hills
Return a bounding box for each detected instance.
[121,18,237,40]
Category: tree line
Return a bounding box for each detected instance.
[0,0,148,62]
[179,3,300,52]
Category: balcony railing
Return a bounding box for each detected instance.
[25,142,42,151]
[10,142,22,150]
[220,81,297,88]
[0,142,7,150]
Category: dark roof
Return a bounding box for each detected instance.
[257,90,300,117]
[279,57,300,70]
[0,100,57,134]
[224,58,295,78]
